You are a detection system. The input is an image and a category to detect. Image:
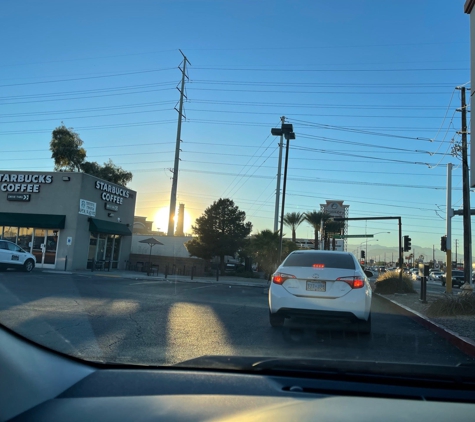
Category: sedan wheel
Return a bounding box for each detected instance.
[23,259,35,273]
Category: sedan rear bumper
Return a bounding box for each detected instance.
[269,284,371,321]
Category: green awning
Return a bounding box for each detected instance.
[0,212,65,229]
[89,218,132,236]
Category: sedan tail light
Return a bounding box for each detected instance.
[337,276,365,289]
[272,272,296,285]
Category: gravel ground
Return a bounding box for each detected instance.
[379,292,475,342]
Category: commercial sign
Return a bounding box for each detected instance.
[7,193,31,202]
[0,173,53,193]
[321,200,348,218]
[95,181,129,204]
[105,203,119,212]
[79,199,96,217]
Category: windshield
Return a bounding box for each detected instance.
[283,252,356,269]
[1,0,475,377]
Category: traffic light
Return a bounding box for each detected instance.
[403,235,412,252]
[361,250,365,259]
[441,235,447,252]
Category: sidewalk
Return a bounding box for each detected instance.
[43,268,270,288]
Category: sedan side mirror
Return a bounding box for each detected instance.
[364,270,373,278]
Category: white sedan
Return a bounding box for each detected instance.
[268,250,372,333]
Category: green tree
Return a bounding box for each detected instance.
[304,211,331,250]
[81,159,132,186]
[247,229,298,278]
[283,212,305,242]
[50,125,86,171]
[49,125,133,186]
[185,198,252,274]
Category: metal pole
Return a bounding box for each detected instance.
[273,116,285,232]
[279,135,291,260]
[460,87,472,286]
[168,51,190,236]
[398,218,403,287]
[455,239,458,266]
[446,162,453,293]
[460,86,472,284]
[365,237,368,266]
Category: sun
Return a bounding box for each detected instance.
[153,206,193,235]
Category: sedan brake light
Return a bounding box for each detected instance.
[272,272,296,285]
[337,276,365,289]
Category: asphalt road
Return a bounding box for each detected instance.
[0,270,472,366]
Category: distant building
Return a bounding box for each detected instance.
[133,216,154,234]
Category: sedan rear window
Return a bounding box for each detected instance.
[282,252,356,269]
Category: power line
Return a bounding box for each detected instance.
[0,67,177,88]
[192,66,468,72]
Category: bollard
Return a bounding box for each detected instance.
[216,268,219,281]
[165,265,168,279]
[191,266,194,280]
[420,276,427,303]
[91,259,95,272]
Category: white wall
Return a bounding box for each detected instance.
[131,235,193,258]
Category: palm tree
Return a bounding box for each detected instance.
[283,212,305,242]
[304,211,331,250]
[249,229,298,278]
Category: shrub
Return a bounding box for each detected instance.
[374,270,416,294]
[427,294,475,317]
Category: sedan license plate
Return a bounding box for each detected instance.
[306,280,326,292]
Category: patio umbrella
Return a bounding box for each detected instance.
[139,237,163,274]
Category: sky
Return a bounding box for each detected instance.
[0,0,471,262]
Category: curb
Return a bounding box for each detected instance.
[146,276,269,288]
[42,270,73,275]
[77,272,269,288]
[375,293,475,358]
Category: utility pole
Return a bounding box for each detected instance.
[457,86,472,285]
[273,116,285,232]
[446,162,453,293]
[455,239,458,266]
[168,51,190,236]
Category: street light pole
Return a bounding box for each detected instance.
[273,116,285,232]
[271,123,296,262]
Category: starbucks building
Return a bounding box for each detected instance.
[0,171,136,270]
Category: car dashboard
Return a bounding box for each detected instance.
[0,324,474,421]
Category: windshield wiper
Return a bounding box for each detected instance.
[175,355,475,388]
